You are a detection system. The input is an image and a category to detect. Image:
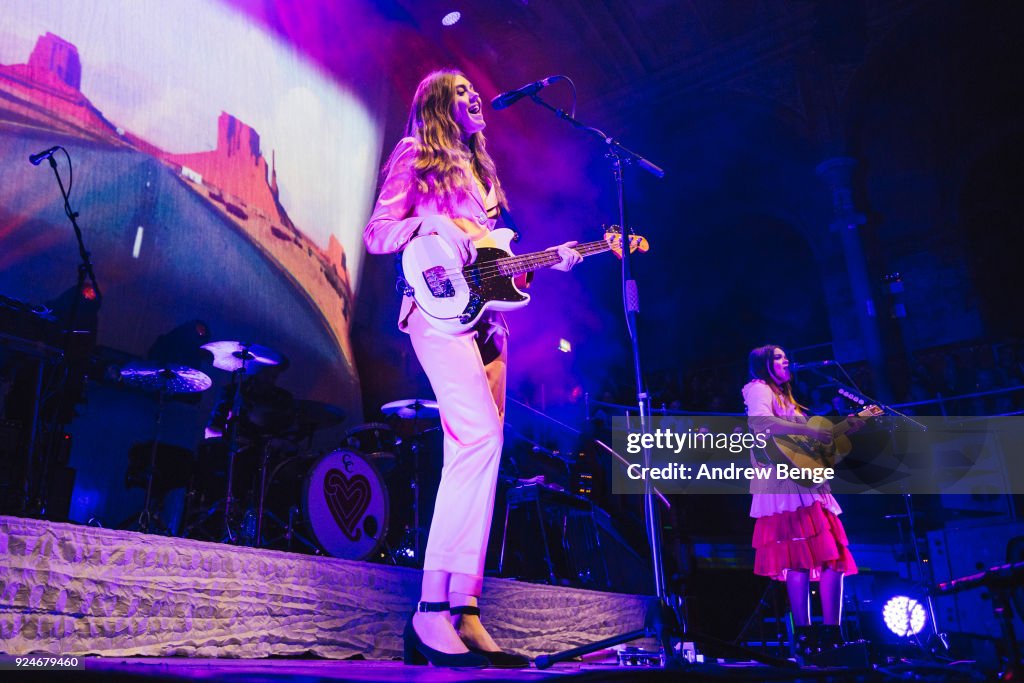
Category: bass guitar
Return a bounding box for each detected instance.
[770,404,883,486]
[399,226,648,335]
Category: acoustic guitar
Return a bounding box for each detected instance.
[770,404,883,485]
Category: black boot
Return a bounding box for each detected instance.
[793,625,818,663]
[818,624,844,650]
[807,624,866,667]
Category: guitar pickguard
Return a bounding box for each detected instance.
[464,264,483,288]
[459,293,485,324]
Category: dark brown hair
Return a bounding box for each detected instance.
[747,344,803,411]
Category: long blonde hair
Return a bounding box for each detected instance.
[393,69,507,211]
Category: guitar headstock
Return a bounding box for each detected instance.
[604,225,650,258]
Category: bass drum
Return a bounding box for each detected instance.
[265,449,388,560]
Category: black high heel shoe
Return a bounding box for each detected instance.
[451,605,531,669]
[403,601,488,668]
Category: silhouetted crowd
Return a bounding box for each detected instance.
[596,340,1024,417]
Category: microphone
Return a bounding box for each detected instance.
[29,146,61,166]
[789,360,835,371]
[491,76,564,110]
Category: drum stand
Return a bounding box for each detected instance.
[258,454,318,553]
[255,440,272,545]
[183,369,250,543]
[122,364,210,535]
[136,387,165,532]
[410,431,422,560]
[220,365,250,543]
[395,421,437,565]
[261,505,318,553]
[134,388,169,534]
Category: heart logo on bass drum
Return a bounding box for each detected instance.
[323,469,371,541]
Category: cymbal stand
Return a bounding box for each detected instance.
[257,453,317,553]
[404,408,441,564]
[263,505,318,553]
[221,364,248,543]
[894,493,949,653]
[137,386,168,533]
[254,441,271,545]
[410,411,424,561]
[254,437,292,545]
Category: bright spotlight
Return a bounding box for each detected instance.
[441,11,461,26]
[882,595,927,637]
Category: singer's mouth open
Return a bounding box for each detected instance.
[469,104,481,114]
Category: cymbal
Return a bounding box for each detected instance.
[294,399,346,430]
[381,398,439,420]
[121,362,212,394]
[201,341,281,374]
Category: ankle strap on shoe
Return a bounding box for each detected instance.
[416,601,450,613]
[449,605,481,616]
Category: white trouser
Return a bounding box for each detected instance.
[407,308,507,596]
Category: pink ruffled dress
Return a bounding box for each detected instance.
[743,379,857,581]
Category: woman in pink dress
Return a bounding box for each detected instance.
[742,344,859,656]
[364,69,580,668]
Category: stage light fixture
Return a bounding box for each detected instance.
[441,11,461,26]
[559,338,572,353]
[882,595,927,637]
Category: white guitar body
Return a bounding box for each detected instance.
[401,228,529,336]
[399,225,648,335]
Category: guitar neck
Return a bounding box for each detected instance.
[492,239,613,276]
[832,407,878,438]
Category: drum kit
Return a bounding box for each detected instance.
[253,395,440,563]
[118,339,443,564]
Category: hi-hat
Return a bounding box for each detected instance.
[381,398,439,420]
[121,362,212,394]
[201,341,281,374]
[294,399,347,431]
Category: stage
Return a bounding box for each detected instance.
[15,658,916,682]
[3,515,1002,681]
[0,515,651,660]
[0,654,971,682]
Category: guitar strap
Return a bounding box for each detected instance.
[394,253,413,297]
[499,205,536,286]
[500,206,522,242]
[751,440,777,467]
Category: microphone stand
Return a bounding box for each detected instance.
[802,363,948,653]
[26,148,102,514]
[524,95,795,671]
[800,361,925,432]
[45,150,102,306]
